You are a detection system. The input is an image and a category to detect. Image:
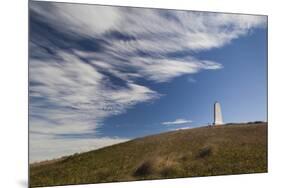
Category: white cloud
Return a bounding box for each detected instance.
[30,2,121,36]
[31,2,266,53]
[162,118,193,125]
[29,52,159,135]
[131,57,222,82]
[105,9,267,53]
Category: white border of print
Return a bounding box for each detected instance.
[1,0,280,188]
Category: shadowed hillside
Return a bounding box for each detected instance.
[30,122,267,187]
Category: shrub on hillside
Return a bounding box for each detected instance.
[196,146,212,158]
[133,160,154,177]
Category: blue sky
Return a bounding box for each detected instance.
[29,1,267,162]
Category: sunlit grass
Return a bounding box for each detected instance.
[30,122,267,187]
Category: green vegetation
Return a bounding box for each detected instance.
[30,123,267,187]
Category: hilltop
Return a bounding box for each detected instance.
[30,122,267,187]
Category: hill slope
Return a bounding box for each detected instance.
[30,123,267,187]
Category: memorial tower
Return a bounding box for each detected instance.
[213,101,223,125]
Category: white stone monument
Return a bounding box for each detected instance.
[213,101,223,125]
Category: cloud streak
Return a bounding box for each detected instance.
[162,118,193,125]
[29,1,267,161]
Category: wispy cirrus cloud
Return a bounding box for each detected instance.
[30,52,159,135]
[29,1,267,162]
[162,118,193,126]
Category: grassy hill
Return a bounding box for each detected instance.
[30,122,267,187]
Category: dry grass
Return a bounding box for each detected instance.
[30,122,268,187]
